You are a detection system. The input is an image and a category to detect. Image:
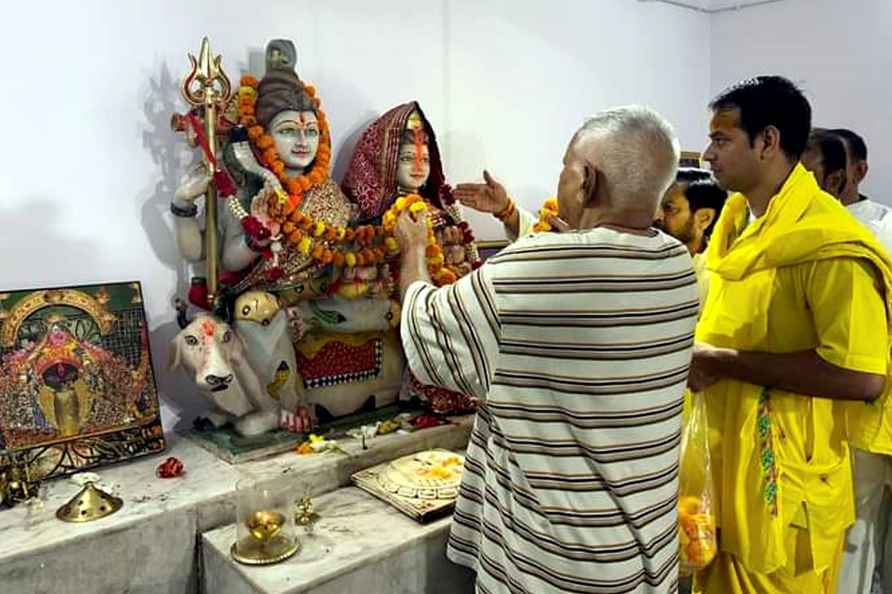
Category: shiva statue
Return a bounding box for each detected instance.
[169,40,403,436]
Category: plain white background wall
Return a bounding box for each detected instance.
[0,0,713,427]
[710,0,892,202]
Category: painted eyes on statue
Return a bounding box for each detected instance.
[275,126,319,138]
[222,330,232,343]
[399,154,430,164]
[184,335,199,346]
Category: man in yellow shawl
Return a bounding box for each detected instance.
[688,75,892,594]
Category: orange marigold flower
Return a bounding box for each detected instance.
[241,115,256,127]
[325,227,338,241]
[322,249,334,264]
[257,135,275,150]
[304,84,316,98]
[298,177,312,191]
[344,228,356,242]
[333,252,345,268]
[308,171,322,185]
[288,229,304,244]
[312,245,325,260]
[355,253,367,267]
[240,75,259,88]
[286,179,303,195]
[426,245,442,258]
[282,222,295,235]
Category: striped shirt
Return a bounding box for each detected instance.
[401,226,698,594]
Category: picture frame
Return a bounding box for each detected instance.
[0,282,164,481]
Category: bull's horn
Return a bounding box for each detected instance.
[174,298,191,329]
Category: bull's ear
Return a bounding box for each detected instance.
[168,338,182,370]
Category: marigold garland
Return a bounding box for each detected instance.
[532,197,559,232]
[231,74,476,291]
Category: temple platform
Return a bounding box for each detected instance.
[203,486,475,594]
[0,416,473,594]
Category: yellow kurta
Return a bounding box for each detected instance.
[692,165,892,593]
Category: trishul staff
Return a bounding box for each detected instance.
[179,37,232,310]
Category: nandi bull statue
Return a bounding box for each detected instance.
[169,298,312,436]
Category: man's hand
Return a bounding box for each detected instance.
[688,342,732,392]
[547,215,571,232]
[455,170,510,214]
[395,209,429,250]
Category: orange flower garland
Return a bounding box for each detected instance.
[237,75,332,226]
[233,74,472,289]
[382,195,458,286]
[532,197,559,232]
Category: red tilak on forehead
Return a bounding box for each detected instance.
[413,128,424,173]
[299,112,306,125]
[200,319,215,338]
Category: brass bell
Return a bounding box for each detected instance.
[56,481,123,523]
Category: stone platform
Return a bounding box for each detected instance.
[203,487,475,594]
[0,417,473,594]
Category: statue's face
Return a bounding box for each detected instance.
[396,142,430,192]
[269,110,320,172]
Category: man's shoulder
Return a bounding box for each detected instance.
[494,228,689,262]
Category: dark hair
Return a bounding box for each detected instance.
[709,75,811,161]
[807,130,847,178]
[676,167,712,184]
[827,128,868,162]
[684,179,728,240]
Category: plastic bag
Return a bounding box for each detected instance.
[678,390,717,575]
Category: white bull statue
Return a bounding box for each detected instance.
[169,292,405,437]
[169,300,310,436]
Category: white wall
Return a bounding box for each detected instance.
[710,0,892,202]
[0,0,710,428]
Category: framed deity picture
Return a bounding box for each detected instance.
[0,282,164,481]
[476,240,510,262]
[680,151,703,168]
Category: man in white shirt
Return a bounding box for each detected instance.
[830,127,892,594]
[829,128,892,252]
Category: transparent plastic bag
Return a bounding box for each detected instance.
[678,391,717,575]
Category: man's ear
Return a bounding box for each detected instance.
[583,164,600,208]
[828,170,847,198]
[759,126,782,160]
[854,160,869,185]
[694,207,716,235]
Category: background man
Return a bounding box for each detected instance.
[802,129,848,199]
[654,168,727,304]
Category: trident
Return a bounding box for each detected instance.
[180,37,231,310]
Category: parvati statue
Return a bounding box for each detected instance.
[343,102,480,415]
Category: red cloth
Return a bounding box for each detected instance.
[341,102,448,219]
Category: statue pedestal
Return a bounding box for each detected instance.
[0,416,473,593]
[202,487,475,594]
[188,404,426,464]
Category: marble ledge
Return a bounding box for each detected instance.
[0,415,473,592]
[202,486,476,594]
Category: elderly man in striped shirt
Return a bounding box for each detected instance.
[395,106,699,594]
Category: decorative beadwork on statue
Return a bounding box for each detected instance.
[757,386,779,517]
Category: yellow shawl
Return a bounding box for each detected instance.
[696,163,892,573]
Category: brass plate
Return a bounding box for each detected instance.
[231,535,300,566]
